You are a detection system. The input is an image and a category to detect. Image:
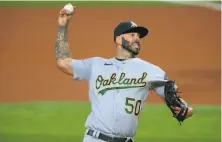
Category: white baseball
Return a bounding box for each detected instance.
[64,3,74,14]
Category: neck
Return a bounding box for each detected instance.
[116,46,135,60]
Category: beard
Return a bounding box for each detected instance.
[121,37,141,56]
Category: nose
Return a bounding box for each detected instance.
[135,37,140,43]
[135,35,141,42]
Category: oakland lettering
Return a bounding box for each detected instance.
[96,72,147,90]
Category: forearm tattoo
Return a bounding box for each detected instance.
[55,26,71,60]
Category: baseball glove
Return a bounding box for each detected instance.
[164,80,189,125]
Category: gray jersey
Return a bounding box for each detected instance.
[72,57,167,138]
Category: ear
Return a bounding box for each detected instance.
[115,36,122,46]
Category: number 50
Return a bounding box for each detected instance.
[125,97,142,116]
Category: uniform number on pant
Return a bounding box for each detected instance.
[125,97,142,116]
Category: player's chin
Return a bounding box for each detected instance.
[131,47,140,55]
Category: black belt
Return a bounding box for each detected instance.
[87,129,133,142]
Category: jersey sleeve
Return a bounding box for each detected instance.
[149,66,168,82]
[153,83,178,98]
[151,67,178,97]
[150,66,168,97]
[71,58,94,80]
[153,86,165,98]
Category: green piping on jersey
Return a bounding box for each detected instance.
[98,86,145,95]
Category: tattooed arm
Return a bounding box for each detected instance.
[55,26,73,75]
[55,7,75,76]
[55,6,93,80]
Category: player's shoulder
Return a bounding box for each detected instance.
[135,58,165,73]
[87,56,112,64]
[136,58,168,80]
[90,56,110,61]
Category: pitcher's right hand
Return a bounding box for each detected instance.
[58,6,76,27]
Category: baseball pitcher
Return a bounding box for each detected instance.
[55,5,194,142]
